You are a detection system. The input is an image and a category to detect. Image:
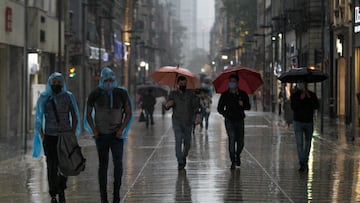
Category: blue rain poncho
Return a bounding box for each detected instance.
[32,72,81,158]
[84,67,134,139]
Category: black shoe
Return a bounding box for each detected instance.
[58,192,66,203]
[113,196,120,203]
[51,197,58,203]
[183,157,187,167]
[236,157,241,166]
[178,163,185,170]
[101,199,109,203]
[298,164,308,172]
[230,162,235,170]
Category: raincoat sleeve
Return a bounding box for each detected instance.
[120,87,134,139]
[32,94,47,158]
[68,92,81,136]
[83,98,95,135]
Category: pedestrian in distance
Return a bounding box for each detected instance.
[164,76,201,170]
[217,74,251,170]
[32,72,81,203]
[85,67,133,203]
[199,90,212,131]
[141,89,156,127]
[290,82,319,172]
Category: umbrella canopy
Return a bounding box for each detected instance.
[150,66,200,89]
[136,84,169,97]
[277,68,328,83]
[212,66,263,94]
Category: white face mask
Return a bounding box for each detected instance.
[296,83,305,90]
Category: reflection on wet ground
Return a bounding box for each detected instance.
[1,97,360,202]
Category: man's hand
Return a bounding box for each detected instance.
[116,129,123,139]
[239,100,243,106]
[92,130,99,139]
[194,113,201,125]
[165,100,174,109]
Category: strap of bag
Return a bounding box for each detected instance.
[50,97,60,123]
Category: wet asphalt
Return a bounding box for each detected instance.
[0,95,360,203]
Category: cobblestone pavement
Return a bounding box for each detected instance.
[1,96,360,202]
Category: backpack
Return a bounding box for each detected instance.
[49,95,86,176]
[57,131,86,176]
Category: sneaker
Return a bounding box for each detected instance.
[51,197,58,203]
[58,192,66,203]
[230,162,235,170]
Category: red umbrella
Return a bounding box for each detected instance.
[212,66,263,94]
[150,66,200,89]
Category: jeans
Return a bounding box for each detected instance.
[95,133,124,201]
[172,120,192,164]
[43,135,67,197]
[224,119,244,163]
[200,112,210,130]
[293,121,313,165]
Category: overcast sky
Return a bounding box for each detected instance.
[197,0,215,51]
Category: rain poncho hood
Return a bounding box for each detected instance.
[32,72,81,158]
[84,67,134,139]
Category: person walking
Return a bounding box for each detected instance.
[290,82,319,172]
[164,76,201,170]
[217,74,251,169]
[199,90,212,131]
[32,72,81,203]
[141,89,156,127]
[85,67,133,203]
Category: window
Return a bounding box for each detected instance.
[40,30,46,42]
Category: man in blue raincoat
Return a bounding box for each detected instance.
[32,72,81,203]
[85,67,132,203]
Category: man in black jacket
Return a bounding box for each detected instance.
[217,74,251,169]
[290,82,319,172]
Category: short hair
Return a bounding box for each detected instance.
[177,76,187,83]
[229,74,239,81]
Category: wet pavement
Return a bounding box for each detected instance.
[2,95,360,202]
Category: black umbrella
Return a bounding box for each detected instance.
[136,84,169,97]
[277,68,328,83]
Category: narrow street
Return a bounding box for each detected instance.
[0,95,360,202]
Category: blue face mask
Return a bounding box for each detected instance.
[229,82,237,89]
[104,81,114,91]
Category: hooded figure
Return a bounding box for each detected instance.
[32,72,81,203]
[84,67,133,203]
[32,72,81,157]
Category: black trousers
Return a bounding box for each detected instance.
[43,135,67,197]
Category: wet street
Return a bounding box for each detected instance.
[1,95,360,203]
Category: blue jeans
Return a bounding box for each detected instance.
[95,133,124,201]
[224,119,244,162]
[172,121,192,164]
[200,112,210,130]
[293,121,313,165]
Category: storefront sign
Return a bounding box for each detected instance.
[355,6,360,33]
[5,7,12,32]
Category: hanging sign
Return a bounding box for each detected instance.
[5,7,12,32]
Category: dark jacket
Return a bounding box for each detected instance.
[217,89,251,121]
[290,89,319,123]
[141,94,156,110]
